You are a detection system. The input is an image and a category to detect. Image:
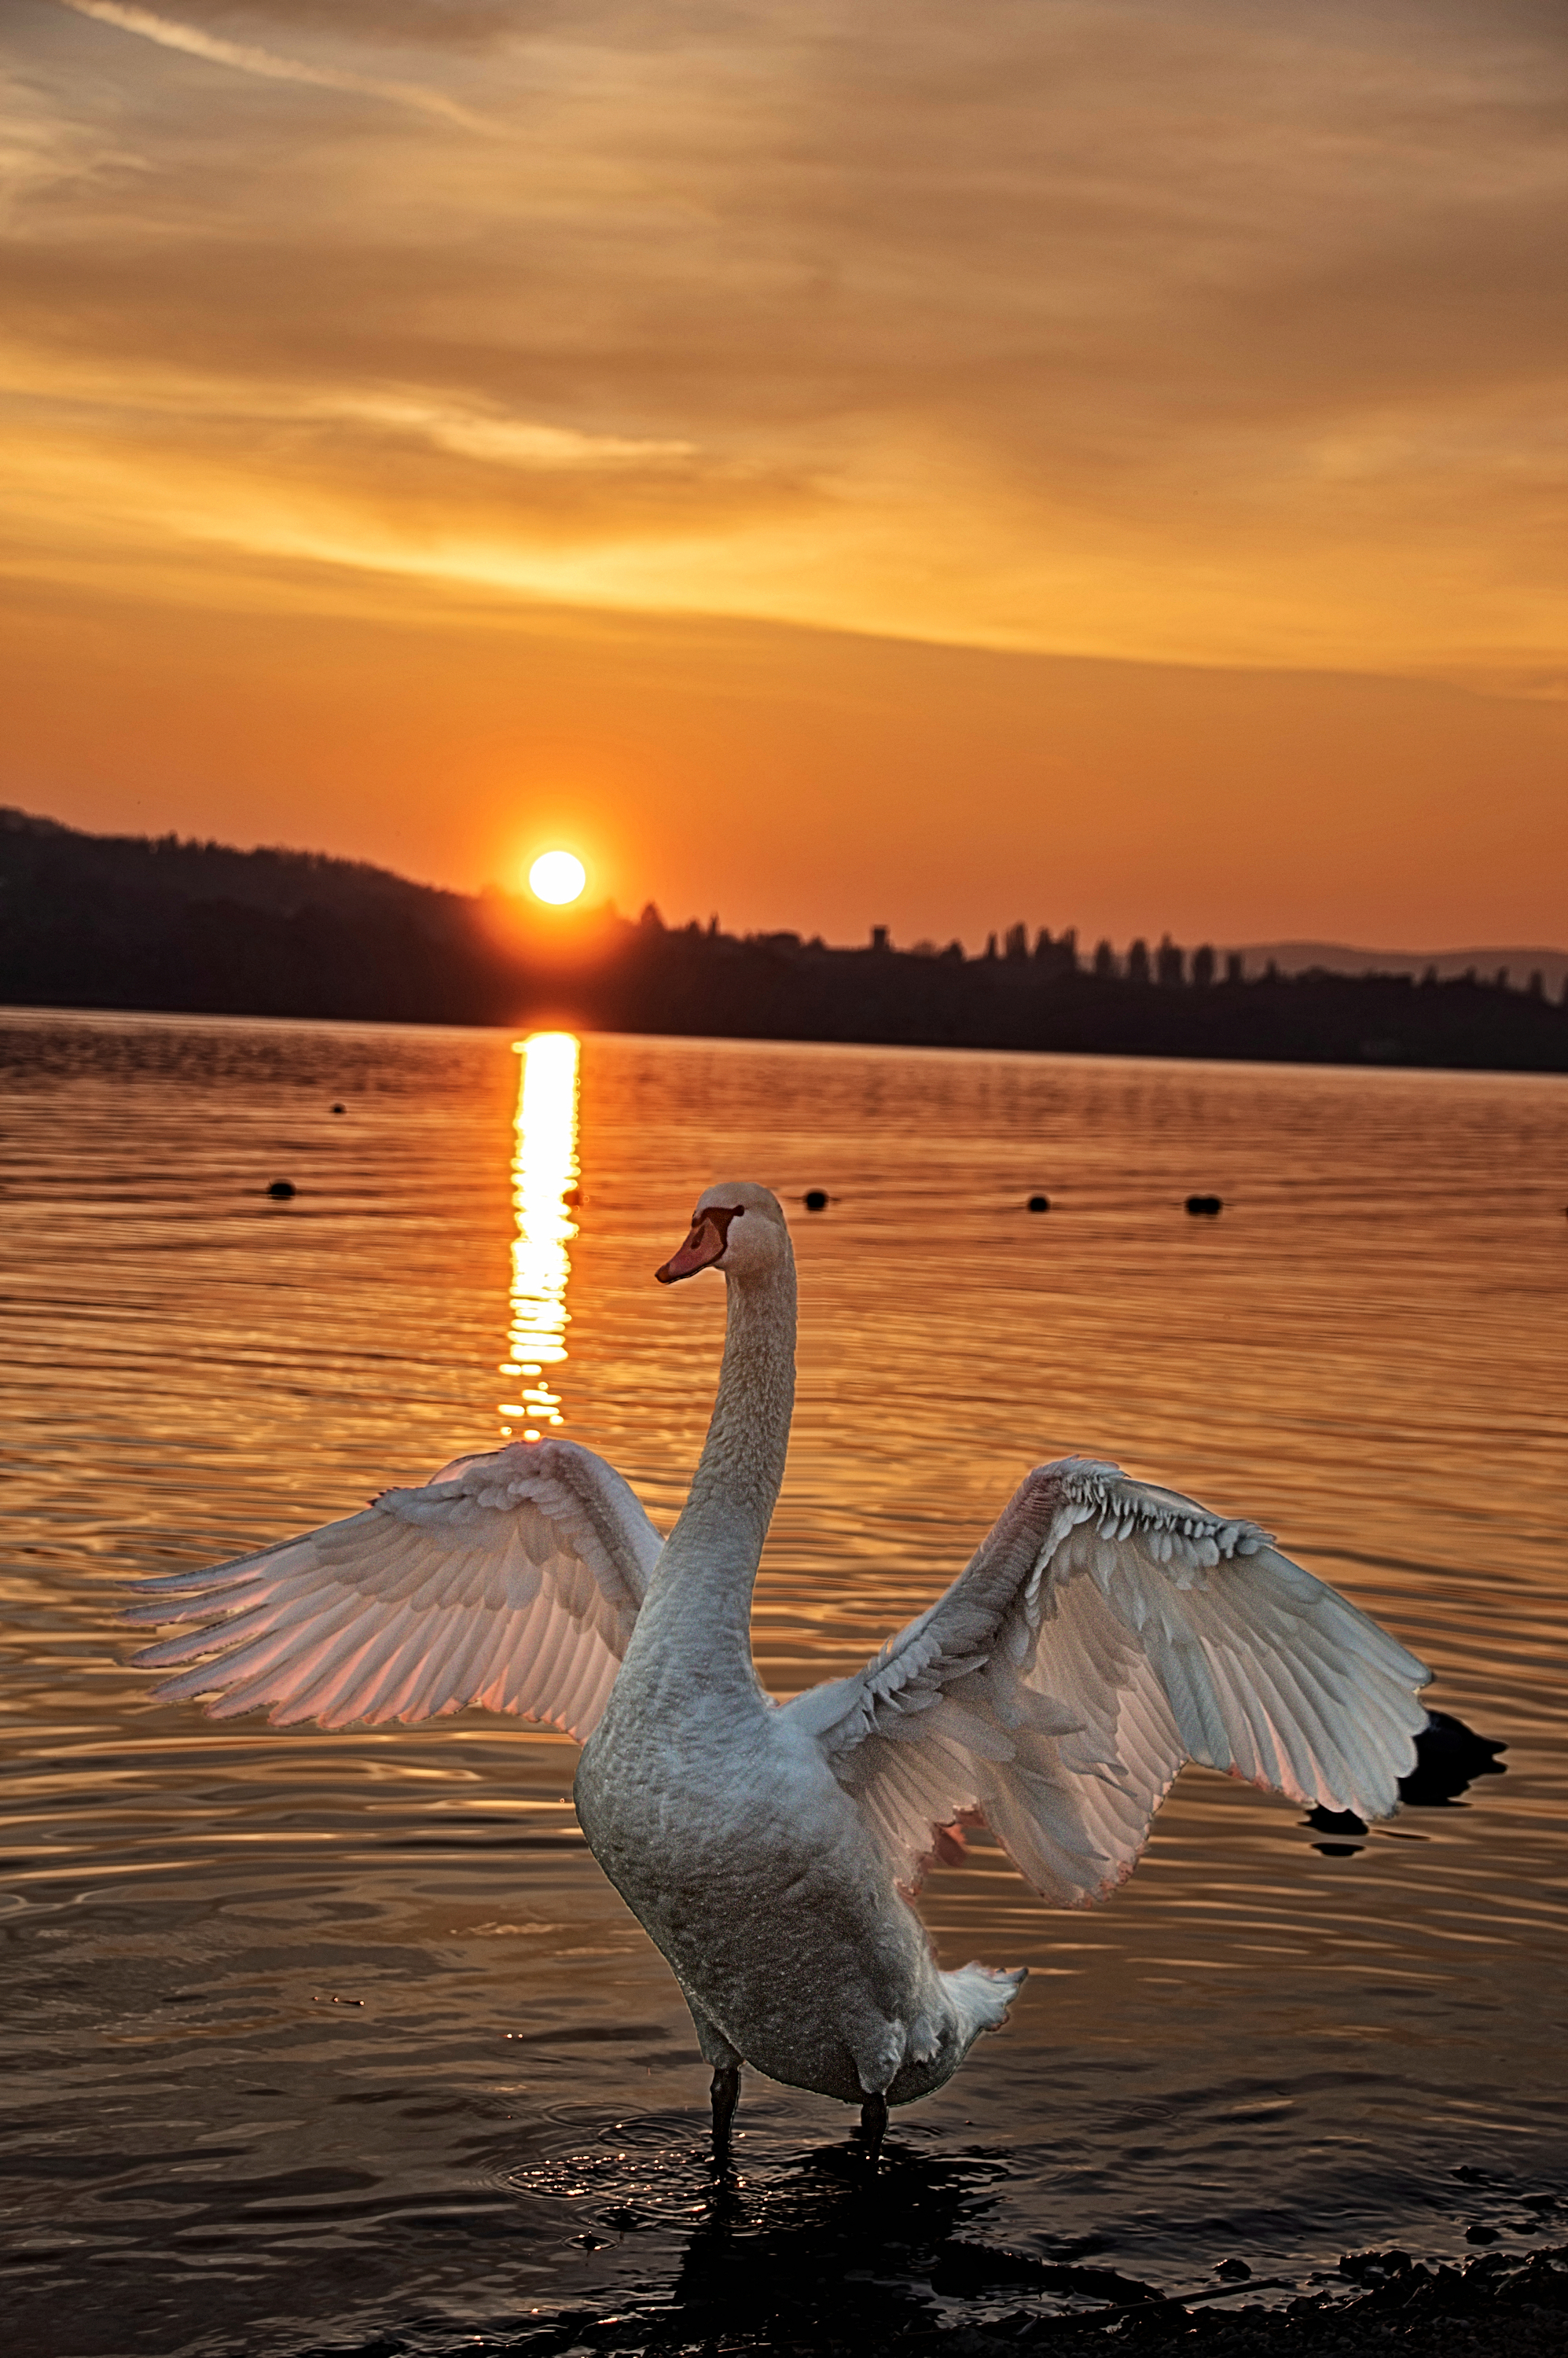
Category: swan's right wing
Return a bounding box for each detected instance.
[791,1457,1429,1906]
[127,1438,663,1739]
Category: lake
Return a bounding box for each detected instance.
[2,1010,1565,2357]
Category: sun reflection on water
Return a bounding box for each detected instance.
[499,1031,580,1440]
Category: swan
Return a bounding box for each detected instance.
[130,1181,1430,2158]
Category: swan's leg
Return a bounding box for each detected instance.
[683,1991,744,2161]
[858,2091,889,2161]
[711,2064,741,2154]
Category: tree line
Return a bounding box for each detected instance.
[2,806,1564,1074]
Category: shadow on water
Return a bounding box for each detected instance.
[281,2122,1566,2358]
[294,2129,1177,2358]
[288,2119,1568,2358]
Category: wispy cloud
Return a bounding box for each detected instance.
[331,395,696,472]
[15,0,1568,684]
[56,0,494,130]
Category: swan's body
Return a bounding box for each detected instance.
[131,1181,1430,2148]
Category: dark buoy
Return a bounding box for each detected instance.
[1398,1709,1507,1807]
[331,1103,345,1115]
[802,1188,829,1213]
[266,1179,297,1200]
[1026,1194,1050,1214]
[1307,1802,1368,1842]
[1307,1710,1505,1851]
[1185,1193,1222,1217]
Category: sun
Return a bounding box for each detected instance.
[527,850,586,906]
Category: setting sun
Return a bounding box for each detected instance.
[528,850,586,906]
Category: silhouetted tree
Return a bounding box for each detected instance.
[1225,951,1244,985]
[1191,944,1215,988]
[1032,925,1077,980]
[1126,938,1151,986]
[1004,922,1029,960]
[1092,938,1118,980]
[1155,934,1184,987]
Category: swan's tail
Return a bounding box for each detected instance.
[943,1959,1026,2053]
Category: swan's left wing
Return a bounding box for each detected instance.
[127,1439,663,1739]
[788,1456,1430,1907]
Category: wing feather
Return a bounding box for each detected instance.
[130,1438,663,1742]
[794,1455,1429,1905]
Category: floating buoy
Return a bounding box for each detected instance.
[1026,1194,1050,1214]
[1306,1802,1368,1838]
[1185,1193,1222,1217]
[802,1189,829,1212]
[331,1103,345,1115]
[266,1179,297,1200]
[1398,1709,1506,1807]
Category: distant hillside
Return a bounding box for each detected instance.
[0,805,504,1026]
[3,806,1566,1074]
[1232,939,1568,994]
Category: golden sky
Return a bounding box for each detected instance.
[3,0,1565,948]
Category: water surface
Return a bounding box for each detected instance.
[2,1012,1565,2356]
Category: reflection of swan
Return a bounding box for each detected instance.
[131,1182,1430,2158]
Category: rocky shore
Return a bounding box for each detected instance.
[338,2242,1566,2358]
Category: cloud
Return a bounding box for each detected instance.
[122,0,555,45]
[328,394,696,471]
[6,0,1566,684]
[55,0,496,128]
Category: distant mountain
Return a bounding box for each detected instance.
[3,806,1565,1074]
[1232,940,1568,993]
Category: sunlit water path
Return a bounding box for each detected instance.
[2,1012,1565,2357]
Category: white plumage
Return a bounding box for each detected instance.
[130,1179,1430,2149]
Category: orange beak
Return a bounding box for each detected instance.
[655,1218,726,1284]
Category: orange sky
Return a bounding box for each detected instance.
[2,0,1565,949]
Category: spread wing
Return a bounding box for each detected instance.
[787,1456,1430,1907]
[127,1438,663,1741]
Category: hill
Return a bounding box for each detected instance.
[1232,938,1568,995]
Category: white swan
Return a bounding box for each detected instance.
[130,1180,1430,2156]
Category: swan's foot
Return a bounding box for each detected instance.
[857,2091,888,2164]
[711,2064,740,2159]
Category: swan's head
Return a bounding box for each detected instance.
[655,1181,789,1286]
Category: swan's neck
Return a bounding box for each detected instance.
[652,1252,796,1660]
